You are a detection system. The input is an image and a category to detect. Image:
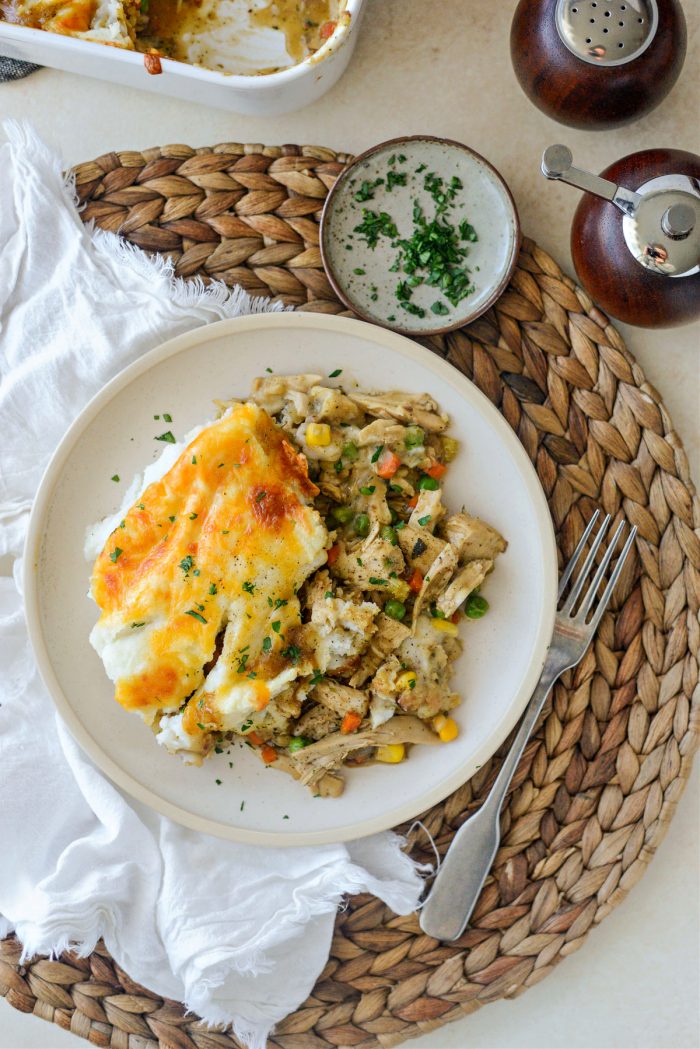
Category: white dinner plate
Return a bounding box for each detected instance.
[24,313,557,846]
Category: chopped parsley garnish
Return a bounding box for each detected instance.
[155,431,176,443]
[209,583,218,595]
[131,621,145,629]
[255,491,267,502]
[119,520,126,529]
[371,445,384,463]
[186,610,207,624]
[215,778,222,785]
[242,581,256,594]
[386,170,407,192]
[354,209,398,248]
[353,268,366,276]
[334,460,344,474]
[418,515,432,526]
[369,577,388,586]
[110,547,123,563]
[196,722,205,730]
[354,177,384,202]
[431,300,450,315]
[179,555,194,575]
[137,504,145,510]
[274,598,288,609]
[193,569,200,576]
[262,636,272,653]
[310,668,324,686]
[328,368,343,377]
[282,644,301,664]
[192,455,197,465]
[240,719,253,732]
[271,621,281,633]
[240,801,245,811]
[247,671,257,679]
[236,653,249,674]
[266,367,273,373]
[111,474,120,482]
[168,515,176,523]
[324,591,334,599]
[189,512,198,520]
[162,413,172,423]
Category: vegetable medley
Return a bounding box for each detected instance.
[221,373,507,797]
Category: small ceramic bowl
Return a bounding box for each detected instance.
[320,136,521,336]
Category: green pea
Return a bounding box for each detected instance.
[417,474,440,491]
[465,594,489,619]
[332,504,354,524]
[404,426,425,449]
[381,525,398,545]
[342,441,359,462]
[354,513,370,537]
[384,599,406,621]
[288,736,311,752]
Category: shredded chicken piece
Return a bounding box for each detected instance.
[331,535,405,591]
[408,489,444,532]
[398,618,462,719]
[290,715,439,783]
[349,613,411,686]
[397,524,448,574]
[349,390,449,432]
[412,544,459,624]
[250,374,322,413]
[356,419,408,447]
[436,559,493,618]
[305,573,379,673]
[441,512,508,562]
[294,704,339,740]
[313,680,368,719]
[255,746,344,797]
[308,385,362,423]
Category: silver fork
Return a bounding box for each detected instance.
[419,511,637,941]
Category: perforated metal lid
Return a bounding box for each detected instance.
[555,0,658,66]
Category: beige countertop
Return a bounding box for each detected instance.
[1,1,698,1046]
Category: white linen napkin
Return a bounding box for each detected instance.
[0,121,426,1049]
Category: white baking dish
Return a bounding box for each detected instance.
[0,0,364,114]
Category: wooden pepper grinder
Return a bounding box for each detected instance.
[511,0,687,129]
[542,144,700,327]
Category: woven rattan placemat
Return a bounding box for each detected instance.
[2,142,699,1049]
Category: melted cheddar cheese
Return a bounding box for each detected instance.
[89,403,329,754]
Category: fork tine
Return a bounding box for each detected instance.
[562,513,611,613]
[576,519,626,620]
[558,510,600,599]
[586,526,638,636]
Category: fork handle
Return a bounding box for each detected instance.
[420,651,565,941]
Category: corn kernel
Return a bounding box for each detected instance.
[387,578,410,601]
[396,670,417,691]
[305,422,332,447]
[432,715,459,742]
[375,743,406,763]
[431,618,459,636]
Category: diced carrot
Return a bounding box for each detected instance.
[319,20,337,39]
[407,495,419,509]
[426,461,447,480]
[341,712,362,734]
[247,731,263,746]
[261,744,278,764]
[327,543,340,566]
[376,449,401,479]
[451,610,461,624]
[408,568,424,593]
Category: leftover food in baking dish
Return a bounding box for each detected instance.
[0,0,342,75]
[86,374,507,796]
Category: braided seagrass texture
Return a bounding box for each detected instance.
[2,142,699,1049]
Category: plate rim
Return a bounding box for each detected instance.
[24,312,557,846]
